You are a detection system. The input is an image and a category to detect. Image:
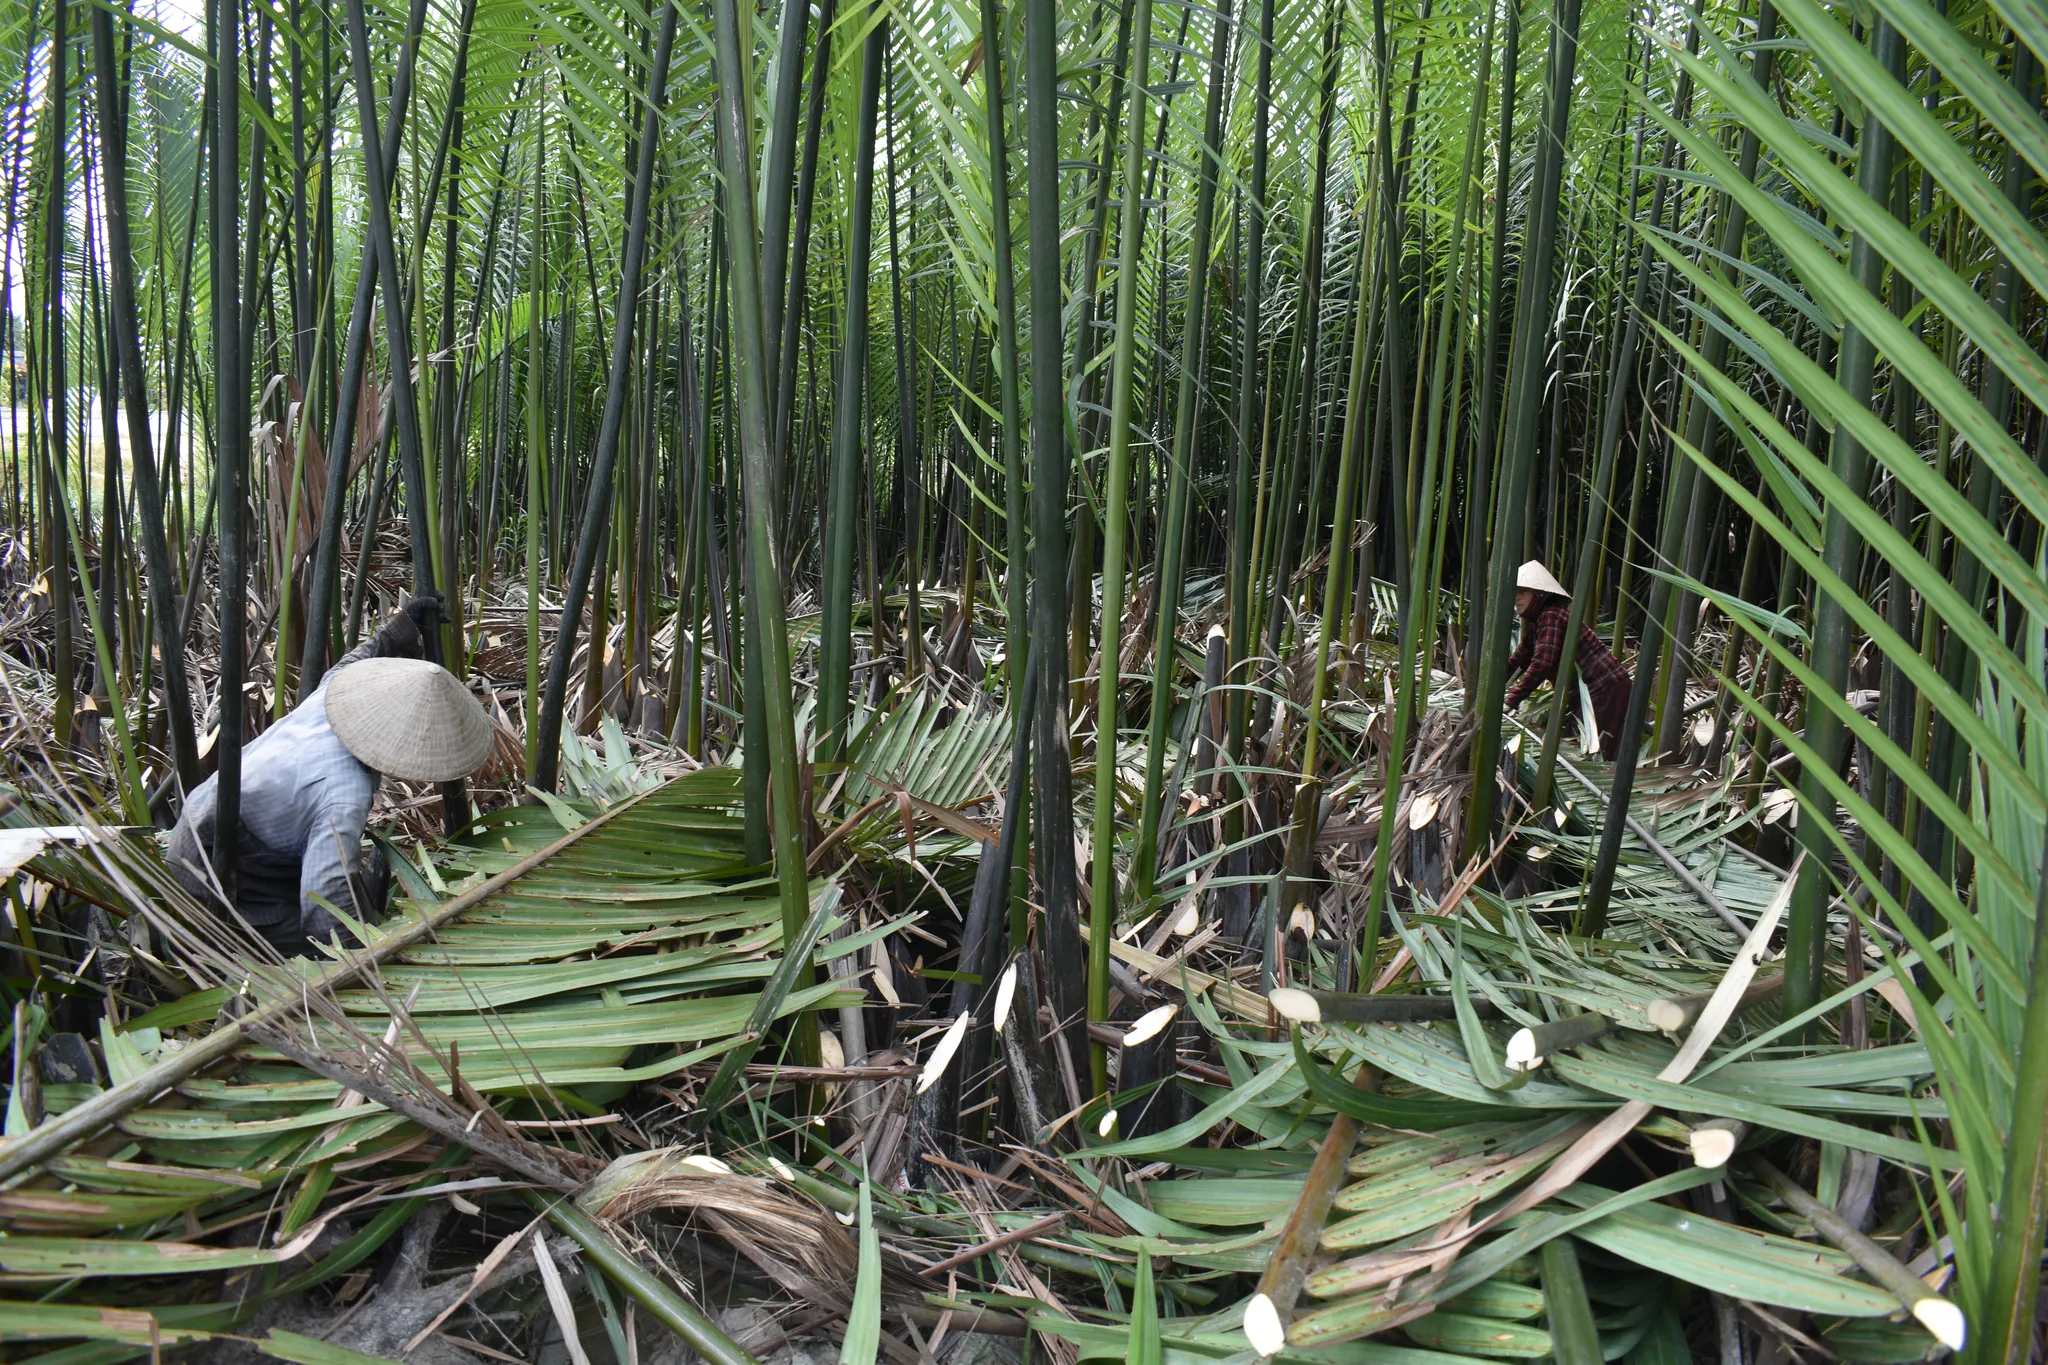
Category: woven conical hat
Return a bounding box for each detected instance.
[325,658,495,782]
[1515,560,1568,597]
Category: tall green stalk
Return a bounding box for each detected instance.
[1129,0,1234,912]
[819,13,887,763]
[1085,0,1153,1097]
[298,0,428,698]
[1360,0,1496,983]
[1299,225,1376,792]
[1021,0,1084,1054]
[343,0,435,623]
[1464,0,1587,855]
[211,0,245,893]
[1530,25,1667,810]
[977,0,1027,708]
[1905,43,2035,947]
[760,0,811,428]
[1785,17,1901,1025]
[1460,0,1520,688]
[531,1,678,794]
[92,1,197,793]
[1226,0,1273,761]
[709,0,818,1063]
[773,0,835,492]
[525,112,546,777]
[1579,3,1779,937]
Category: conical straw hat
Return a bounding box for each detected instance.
[325,658,495,782]
[1515,560,1568,597]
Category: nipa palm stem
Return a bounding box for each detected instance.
[1086,0,1154,1097]
[1130,0,1235,913]
[709,0,820,1064]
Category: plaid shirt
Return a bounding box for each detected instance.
[1505,600,1631,710]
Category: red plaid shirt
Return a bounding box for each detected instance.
[1505,600,1631,710]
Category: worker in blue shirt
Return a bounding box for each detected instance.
[166,595,495,955]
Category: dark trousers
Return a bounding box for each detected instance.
[165,819,388,957]
[1590,677,1632,759]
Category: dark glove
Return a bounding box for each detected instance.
[403,592,445,637]
[369,598,428,660]
[371,592,445,659]
[370,613,419,659]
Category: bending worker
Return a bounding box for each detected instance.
[1504,561,1634,756]
[167,595,495,955]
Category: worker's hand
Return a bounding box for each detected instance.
[371,611,421,658]
[368,593,440,660]
[402,592,446,636]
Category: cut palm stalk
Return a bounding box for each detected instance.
[1687,1118,1746,1169]
[1645,975,1783,1034]
[1248,1069,1375,1350]
[1272,779,1325,963]
[1505,1013,1614,1072]
[1507,979,1786,1072]
[1314,855,1799,1284]
[1268,989,1491,1025]
[1746,1156,1964,1350]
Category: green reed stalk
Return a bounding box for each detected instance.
[1580,0,1781,937]
[1086,0,1153,1096]
[1531,27,1666,810]
[1021,0,1085,1058]
[212,0,246,891]
[1464,0,1588,856]
[531,0,677,793]
[91,2,198,791]
[818,16,887,763]
[525,114,546,777]
[709,0,819,1065]
[1785,16,1902,1024]
[1130,0,1234,912]
[977,0,1027,707]
[1359,0,1495,982]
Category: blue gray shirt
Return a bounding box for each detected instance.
[168,638,382,940]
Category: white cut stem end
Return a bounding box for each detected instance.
[992,961,1019,1036]
[1645,999,1689,1033]
[1122,1003,1179,1048]
[1268,987,1321,1024]
[1244,1293,1287,1357]
[916,1013,973,1095]
[1912,1298,1965,1351]
[1687,1126,1738,1169]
